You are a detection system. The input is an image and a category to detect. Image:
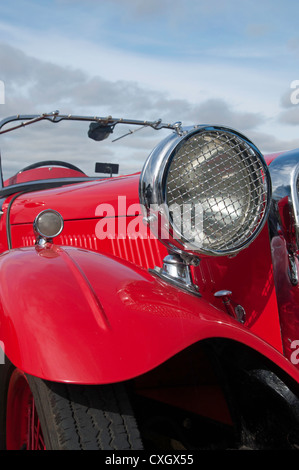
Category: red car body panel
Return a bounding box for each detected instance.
[0,164,295,385]
[7,173,283,351]
[8,174,141,224]
[0,243,298,386]
[2,113,299,449]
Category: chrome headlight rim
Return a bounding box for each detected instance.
[33,208,64,241]
[140,125,272,257]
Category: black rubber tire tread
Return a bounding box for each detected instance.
[26,374,143,450]
[0,360,14,450]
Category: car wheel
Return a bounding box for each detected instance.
[4,368,143,450]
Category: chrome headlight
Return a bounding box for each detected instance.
[139,126,271,256]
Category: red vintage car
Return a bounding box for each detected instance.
[0,111,298,450]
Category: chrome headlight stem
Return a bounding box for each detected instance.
[150,253,201,297]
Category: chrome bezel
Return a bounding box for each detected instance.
[139,125,272,257]
[268,149,299,286]
[269,149,299,249]
[33,209,64,241]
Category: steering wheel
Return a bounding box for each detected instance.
[19,160,85,174]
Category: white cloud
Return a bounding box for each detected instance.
[0,40,273,179]
[0,0,299,180]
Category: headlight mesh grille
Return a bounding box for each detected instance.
[166,130,269,254]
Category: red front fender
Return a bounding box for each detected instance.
[0,244,298,385]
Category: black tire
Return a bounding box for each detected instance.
[27,376,143,450]
[0,359,143,450]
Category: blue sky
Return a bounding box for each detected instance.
[0,0,299,176]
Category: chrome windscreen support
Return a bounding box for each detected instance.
[150,253,201,296]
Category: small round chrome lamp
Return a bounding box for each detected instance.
[33,209,64,245]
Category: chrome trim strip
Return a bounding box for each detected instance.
[291,163,299,236]
[267,149,299,357]
[268,149,299,289]
[268,148,299,256]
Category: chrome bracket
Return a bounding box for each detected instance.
[214,290,246,324]
[35,236,50,246]
[150,253,201,296]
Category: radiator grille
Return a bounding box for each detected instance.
[21,232,165,270]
